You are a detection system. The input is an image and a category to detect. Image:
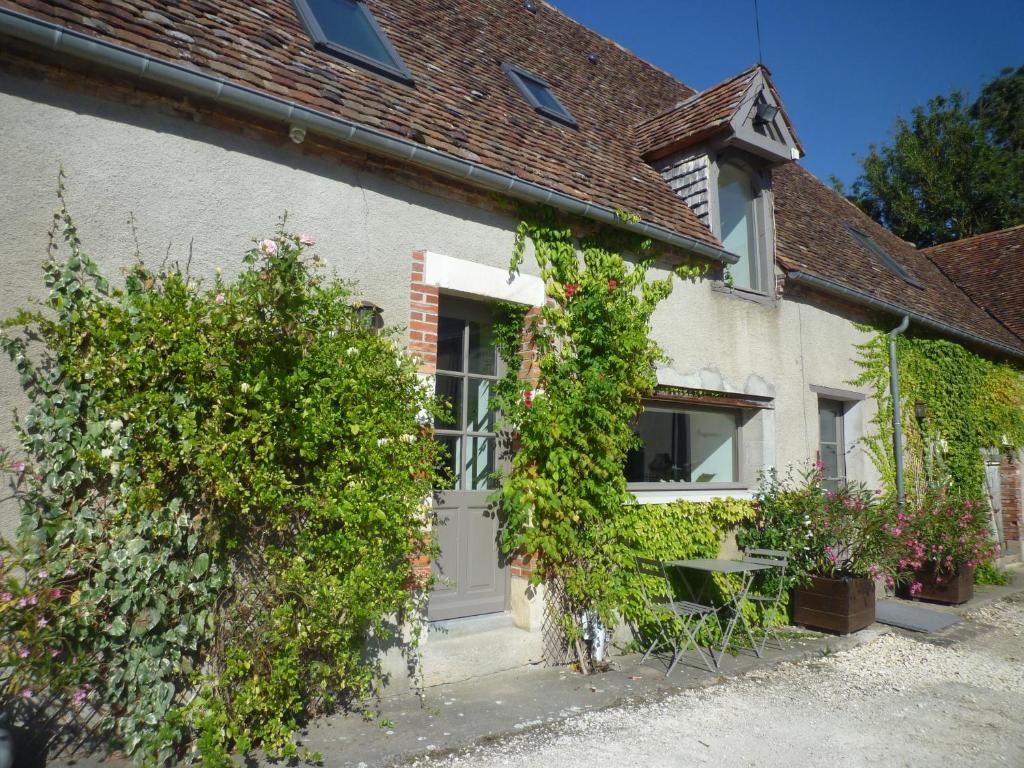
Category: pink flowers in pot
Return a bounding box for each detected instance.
[889,492,998,577]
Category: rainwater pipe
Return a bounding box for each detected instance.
[888,315,910,511]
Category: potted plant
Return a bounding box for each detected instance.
[739,465,900,634]
[892,492,999,604]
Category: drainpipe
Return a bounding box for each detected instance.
[888,316,910,510]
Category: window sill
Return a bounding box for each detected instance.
[711,281,776,306]
[628,485,753,505]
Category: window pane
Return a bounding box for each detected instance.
[434,435,461,490]
[626,407,737,484]
[819,403,838,443]
[437,316,464,372]
[467,320,497,376]
[466,436,496,490]
[687,410,737,483]
[434,375,463,430]
[820,443,839,483]
[520,75,565,114]
[719,164,757,290]
[467,378,495,433]
[305,0,399,67]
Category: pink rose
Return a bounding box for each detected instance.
[21,688,33,699]
[214,292,226,305]
[12,461,25,473]
[299,234,316,246]
[18,647,29,658]
[259,239,279,256]
[607,278,617,293]
[565,283,579,300]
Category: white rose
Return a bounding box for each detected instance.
[346,347,360,357]
[240,382,251,393]
[100,448,114,459]
[108,418,123,434]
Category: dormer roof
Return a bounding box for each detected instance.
[635,65,804,163]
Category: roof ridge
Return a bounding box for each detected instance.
[923,223,1024,252]
[540,1,697,97]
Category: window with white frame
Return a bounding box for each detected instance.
[625,403,740,486]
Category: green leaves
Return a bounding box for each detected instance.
[1,198,443,764]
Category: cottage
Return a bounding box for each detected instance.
[0,0,1020,686]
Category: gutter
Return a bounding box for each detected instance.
[0,8,737,266]
[786,271,1024,362]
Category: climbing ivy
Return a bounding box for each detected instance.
[492,205,711,671]
[853,329,1024,500]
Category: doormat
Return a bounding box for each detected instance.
[875,600,960,633]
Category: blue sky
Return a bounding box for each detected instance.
[553,0,1024,187]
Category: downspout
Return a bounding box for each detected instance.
[888,316,910,510]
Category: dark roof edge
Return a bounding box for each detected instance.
[786,270,1024,362]
[0,7,736,266]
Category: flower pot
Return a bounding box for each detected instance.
[898,563,974,605]
[792,574,875,634]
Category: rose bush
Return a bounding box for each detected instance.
[0,181,442,764]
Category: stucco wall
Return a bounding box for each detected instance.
[0,67,885,541]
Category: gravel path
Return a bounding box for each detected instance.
[412,595,1024,768]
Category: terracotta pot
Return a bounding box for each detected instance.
[792,574,875,634]
[898,563,974,605]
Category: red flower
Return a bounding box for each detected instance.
[565,283,579,300]
[523,390,533,409]
[607,278,618,293]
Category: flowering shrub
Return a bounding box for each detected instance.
[0,181,441,764]
[738,465,901,587]
[890,493,998,591]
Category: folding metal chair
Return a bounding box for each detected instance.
[742,548,790,655]
[634,556,718,675]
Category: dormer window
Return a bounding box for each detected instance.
[716,160,772,294]
[293,0,413,84]
[503,64,578,128]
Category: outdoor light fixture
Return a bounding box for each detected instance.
[754,102,779,124]
[354,301,384,332]
[914,400,927,422]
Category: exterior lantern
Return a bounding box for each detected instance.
[354,301,384,333]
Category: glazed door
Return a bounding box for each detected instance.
[429,298,508,621]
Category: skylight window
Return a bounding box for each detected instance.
[293,0,413,84]
[502,64,578,128]
[845,225,924,289]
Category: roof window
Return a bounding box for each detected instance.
[845,225,923,288]
[293,0,413,84]
[502,64,578,128]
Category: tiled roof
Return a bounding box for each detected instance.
[0,0,721,248]
[773,163,1024,354]
[633,64,803,160]
[925,226,1024,343]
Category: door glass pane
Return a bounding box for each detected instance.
[820,443,839,482]
[434,375,463,430]
[437,316,465,373]
[434,435,461,490]
[467,378,495,433]
[467,320,497,376]
[466,436,496,490]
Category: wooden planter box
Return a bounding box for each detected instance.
[898,563,974,605]
[792,574,875,634]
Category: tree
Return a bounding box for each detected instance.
[841,67,1024,247]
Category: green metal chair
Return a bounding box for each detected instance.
[634,556,718,675]
[742,547,790,655]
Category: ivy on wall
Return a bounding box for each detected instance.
[854,329,1024,500]
[491,205,713,670]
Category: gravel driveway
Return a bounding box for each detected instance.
[412,595,1024,768]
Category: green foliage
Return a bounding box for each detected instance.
[843,67,1024,247]
[738,466,901,587]
[495,206,710,668]
[853,330,1024,501]
[893,492,997,579]
[973,560,1012,586]
[0,179,441,763]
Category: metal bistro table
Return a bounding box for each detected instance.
[665,558,773,670]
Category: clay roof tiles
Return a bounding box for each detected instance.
[925,226,1024,343]
[773,162,1024,354]
[0,0,721,248]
